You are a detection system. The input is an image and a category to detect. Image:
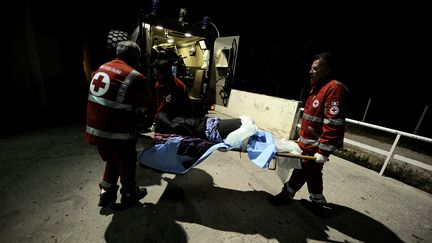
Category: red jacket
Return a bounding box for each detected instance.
[298,80,348,157]
[155,75,192,120]
[86,59,150,145]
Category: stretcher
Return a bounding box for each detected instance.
[138,130,315,175]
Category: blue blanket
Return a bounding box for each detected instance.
[138,130,276,174]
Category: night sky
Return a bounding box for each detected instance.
[4,1,431,137]
[159,1,431,137]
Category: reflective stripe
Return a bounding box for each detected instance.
[300,136,338,152]
[88,94,134,111]
[324,118,345,125]
[319,142,336,152]
[117,70,139,103]
[86,126,136,140]
[299,136,319,146]
[303,113,323,123]
[99,180,113,189]
[309,193,327,203]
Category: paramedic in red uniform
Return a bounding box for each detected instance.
[152,59,192,129]
[269,52,348,215]
[85,41,152,208]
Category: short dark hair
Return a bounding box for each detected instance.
[154,59,171,70]
[315,52,333,69]
[315,52,337,78]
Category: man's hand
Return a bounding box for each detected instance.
[150,123,156,132]
[314,153,329,163]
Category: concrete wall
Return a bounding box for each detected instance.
[215,89,302,139]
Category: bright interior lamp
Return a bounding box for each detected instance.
[198,40,207,50]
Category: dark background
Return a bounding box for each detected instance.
[2,1,431,137]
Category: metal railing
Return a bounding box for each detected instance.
[298,108,432,175]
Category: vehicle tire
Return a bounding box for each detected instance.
[106,30,129,60]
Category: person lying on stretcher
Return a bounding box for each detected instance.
[153,112,251,145]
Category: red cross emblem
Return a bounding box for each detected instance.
[330,105,339,115]
[90,72,110,96]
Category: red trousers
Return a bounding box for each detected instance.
[97,140,137,191]
[287,161,324,194]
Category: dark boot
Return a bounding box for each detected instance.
[119,187,148,208]
[268,184,295,206]
[300,199,332,217]
[98,184,119,207]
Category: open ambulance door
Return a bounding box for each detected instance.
[139,13,240,115]
[210,36,240,107]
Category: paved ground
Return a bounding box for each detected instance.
[0,121,431,242]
